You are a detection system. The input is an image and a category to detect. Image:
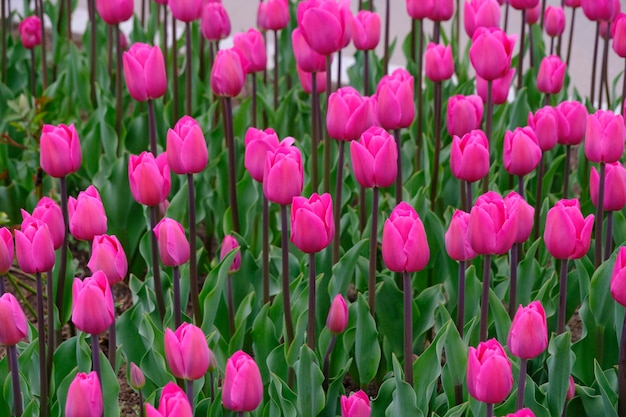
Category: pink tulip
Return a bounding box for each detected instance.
[350,126,398,188]
[244,127,294,183]
[584,110,625,163]
[65,372,103,417]
[15,217,55,273]
[476,68,515,105]
[40,123,82,178]
[297,65,327,93]
[166,116,208,174]
[505,192,534,243]
[503,127,542,176]
[292,28,327,73]
[537,55,566,95]
[375,68,415,130]
[219,234,241,272]
[327,87,374,141]
[613,13,626,57]
[429,0,454,21]
[146,382,193,417]
[18,16,41,49]
[424,43,455,82]
[200,2,230,41]
[341,390,371,417]
[528,106,568,151]
[30,197,64,249]
[352,11,381,51]
[123,43,167,102]
[128,152,171,207]
[129,363,146,390]
[406,0,433,20]
[211,49,246,97]
[263,146,304,205]
[72,271,115,335]
[169,0,202,22]
[526,2,541,24]
[164,322,210,380]
[445,210,477,262]
[611,247,626,307]
[565,0,580,7]
[337,0,353,48]
[297,0,345,55]
[581,0,614,21]
[257,0,290,31]
[153,218,190,267]
[464,0,501,38]
[327,294,348,334]
[291,193,334,253]
[544,199,594,260]
[447,94,484,138]
[556,101,587,145]
[468,191,518,255]
[0,293,28,346]
[96,0,134,24]
[509,0,539,9]
[506,409,536,417]
[233,29,267,73]
[467,339,513,404]
[88,234,128,285]
[545,6,566,37]
[507,301,548,358]
[590,162,626,211]
[450,130,490,183]
[382,202,430,273]
[0,227,13,275]
[222,350,263,412]
[470,27,517,81]
[68,186,107,241]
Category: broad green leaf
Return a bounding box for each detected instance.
[295,345,325,417]
[354,294,381,385]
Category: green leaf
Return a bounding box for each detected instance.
[354,294,381,385]
[547,332,574,416]
[413,322,449,414]
[269,373,297,417]
[386,355,423,417]
[295,345,326,417]
[589,256,616,328]
[200,251,238,333]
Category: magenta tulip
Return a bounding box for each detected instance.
[327,294,348,334]
[352,11,381,51]
[222,350,263,412]
[528,106,568,151]
[291,193,334,253]
[233,29,267,73]
[505,192,534,244]
[590,162,626,211]
[292,28,327,73]
[556,101,587,145]
[72,271,115,335]
[464,0,501,38]
[470,28,517,81]
[429,0,454,21]
[96,0,134,24]
[445,210,477,262]
[503,127,542,176]
[211,49,246,97]
[425,43,455,82]
[297,66,327,94]
[263,146,304,205]
[537,55,566,95]
[327,87,374,141]
[164,322,210,380]
[40,123,82,178]
[341,390,371,417]
[584,110,625,163]
[128,152,171,207]
[382,202,430,273]
[166,116,208,175]
[219,234,241,272]
[509,0,539,9]
[467,339,513,404]
[68,185,108,241]
[0,227,13,274]
[169,0,202,22]
[581,0,614,21]
[88,234,128,285]
[508,301,548,358]
[297,0,344,55]
[476,68,515,105]
[153,218,190,267]
[15,217,55,274]
[506,409,536,417]
[526,3,541,24]
[544,199,594,260]
[257,0,290,31]
[375,68,415,130]
[0,293,28,346]
[244,127,294,183]
[545,6,566,37]
[65,372,103,417]
[18,16,41,49]
[613,13,626,57]
[129,363,146,390]
[468,191,518,255]
[30,197,64,249]
[350,126,398,188]
[123,43,167,102]
[200,2,231,41]
[611,246,626,307]
[447,94,484,138]
[406,0,433,20]
[146,382,193,417]
[450,130,490,183]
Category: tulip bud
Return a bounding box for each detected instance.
[556,101,587,145]
[88,234,128,285]
[244,128,294,183]
[327,294,348,334]
[327,87,375,141]
[565,0,580,7]
[425,43,455,82]
[16,217,55,274]
[509,0,539,9]
[292,28,327,73]
[341,390,371,417]
[350,126,398,189]
[590,162,626,212]
[220,235,241,272]
[18,16,42,49]
[467,339,513,404]
[0,293,28,346]
[257,0,290,31]
[169,0,202,22]
[375,68,415,130]
[528,106,568,151]
[584,110,625,163]
[506,409,536,417]
[545,6,566,37]
[222,351,263,412]
[297,66,327,94]
[406,0,433,20]
[66,372,103,417]
[503,127,542,176]
[123,43,167,102]
[201,2,231,41]
[352,11,381,51]
[382,202,430,273]
[464,0,501,38]
[476,68,516,105]
[507,301,548,359]
[470,28,517,81]
[263,145,304,205]
[468,191,518,255]
[146,382,193,417]
[526,2,541,24]
[613,14,626,57]
[544,199,594,260]
[68,185,108,241]
[129,363,146,390]
[166,116,208,175]
[581,0,614,21]
[445,210,477,262]
[537,55,566,95]
[40,123,82,178]
[96,0,134,24]
[429,0,454,21]
[0,227,13,275]
[164,322,210,380]
[153,218,190,267]
[211,49,246,97]
[72,271,115,335]
[337,0,353,48]
[291,193,334,253]
[446,94,484,138]
[233,29,267,73]
[297,0,344,55]
[207,347,218,373]
[567,376,576,399]
[450,130,490,183]
[30,197,64,250]
[129,152,171,207]
[504,192,534,244]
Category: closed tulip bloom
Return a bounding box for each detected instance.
[201,3,230,41]
[220,234,241,272]
[297,65,327,94]
[292,28,327,73]
[526,2,541,24]
[263,146,304,205]
[18,16,41,49]
[506,409,536,417]
[406,0,433,20]
[470,28,517,81]
[327,87,375,141]
[476,68,515,105]
[565,0,580,7]
[581,0,614,21]
[425,43,455,82]
[585,110,625,163]
[40,123,82,178]
[0,293,28,345]
[544,6,566,37]
[567,376,576,399]
[376,68,415,130]
[129,152,171,206]
[164,322,210,380]
[72,271,115,335]
[244,128,294,183]
[507,301,548,358]
[341,390,371,417]
[129,363,146,390]
[382,202,430,273]
[505,192,534,243]
[123,43,167,102]
[503,127,542,176]
[30,197,64,249]
[450,130,490,183]
[298,0,344,55]
[430,0,454,21]
[556,101,587,145]
[146,382,193,417]
[509,0,539,9]
[613,14,626,57]
[233,29,267,73]
[352,11,381,51]
[337,0,353,49]
[16,217,55,273]
[211,49,246,97]
[544,199,594,259]
[257,0,290,31]
[537,55,566,94]
[291,193,334,253]
[153,218,190,267]
[88,234,128,285]
[96,0,134,24]
[169,0,202,22]
[467,339,513,404]
[528,106,568,151]
[350,126,398,188]
[65,372,103,417]
[447,94,484,138]
[445,210,477,262]
[590,162,626,211]
[68,186,107,241]
[327,294,348,334]
[611,247,626,307]
[468,191,518,255]
[464,0,501,38]
[166,116,208,174]
[0,227,13,274]
[222,351,263,412]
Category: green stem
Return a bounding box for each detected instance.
[480,255,491,342]
[368,187,379,316]
[307,252,316,351]
[403,271,413,385]
[9,345,22,416]
[139,391,145,417]
[187,173,200,324]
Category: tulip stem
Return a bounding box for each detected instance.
[504,2,510,32]
[223,97,241,234]
[566,8,576,67]
[91,334,103,384]
[311,72,319,192]
[382,0,390,75]
[88,0,96,106]
[364,50,369,96]
[359,186,367,233]
[332,141,345,264]
[173,265,182,328]
[280,204,295,347]
[150,206,166,321]
[466,181,473,210]
[509,243,519,320]
[209,371,215,401]
[139,391,145,417]
[482,80,493,194]
[0,274,4,295]
[36,272,49,417]
[172,12,179,121]
[237,412,244,417]
[533,154,545,242]
[262,195,270,305]
[183,22,192,116]
[480,255,491,342]
[273,29,279,110]
[430,81,442,211]
[337,49,343,88]
[456,260,466,338]
[162,5,168,100]
[187,173,201,324]
[415,19,424,172]
[186,378,194,408]
[1,0,5,83]
[323,334,337,391]
[8,344,22,416]
[591,23,600,107]
[622,58,626,115]
[324,55,332,194]
[29,49,35,98]
[557,258,569,334]
[486,403,494,417]
[251,75,257,127]
[147,100,157,155]
[599,32,610,109]
[403,271,413,385]
[56,176,69,348]
[394,128,403,205]
[227,273,235,336]
[528,24,535,69]
[595,162,606,268]
[46,271,54,382]
[115,24,123,141]
[605,212,614,261]
[368,187,379,317]
[563,145,571,199]
[516,10,526,91]
[516,358,528,410]
[307,253,316,351]
[618,312,626,417]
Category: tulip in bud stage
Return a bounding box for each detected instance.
[467,339,513,404]
[507,301,548,359]
[72,271,115,335]
[96,0,134,24]
[88,234,128,285]
[129,363,146,390]
[211,49,246,98]
[0,227,13,275]
[201,2,231,41]
[166,116,208,175]
[327,294,348,334]
[16,217,55,274]
[464,0,501,38]
[352,11,381,51]
[590,162,626,211]
[585,110,625,164]
[153,218,190,267]
[263,146,304,205]
[291,193,334,253]
[544,199,594,260]
[233,29,267,73]
[406,0,433,20]
[146,382,193,417]
[425,43,455,82]
[350,126,398,189]
[341,390,371,417]
[327,87,374,141]
[470,28,517,81]
[65,372,103,417]
[382,202,430,273]
[376,68,415,130]
[128,152,171,207]
[528,106,568,151]
[123,43,167,102]
[468,191,518,256]
[537,55,566,95]
[40,123,82,179]
[18,16,42,49]
[544,6,566,37]
[450,130,490,183]
[503,127,542,176]
[30,197,64,249]
[556,101,587,145]
[257,0,290,31]
[244,128,294,183]
[447,94,484,138]
[220,235,241,272]
[0,293,28,346]
[169,0,202,22]
[222,351,263,412]
[164,322,210,380]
